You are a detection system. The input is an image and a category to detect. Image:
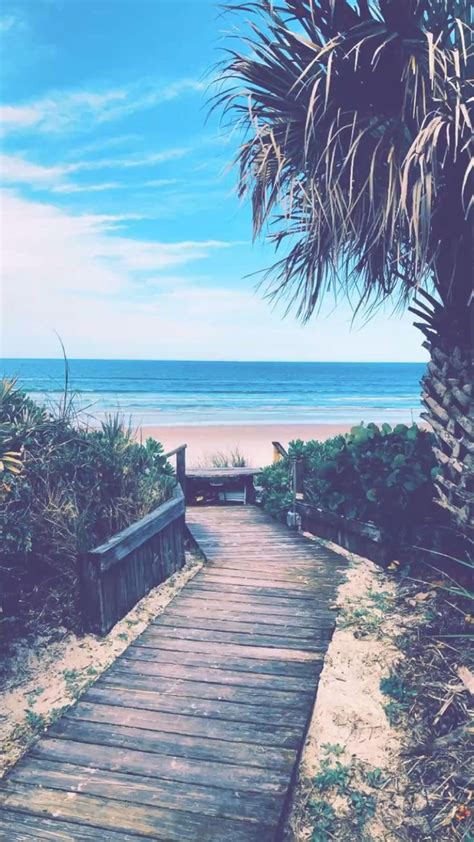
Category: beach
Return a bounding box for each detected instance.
[138,423,354,467]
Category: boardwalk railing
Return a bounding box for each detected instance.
[164,443,187,494]
[81,483,186,634]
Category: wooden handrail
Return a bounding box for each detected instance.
[83,485,186,633]
[164,444,187,493]
[163,444,187,459]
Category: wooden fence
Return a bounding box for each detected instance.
[81,483,186,635]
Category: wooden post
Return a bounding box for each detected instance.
[164,444,187,496]
[294,458,304,499]
[176,445,186,496]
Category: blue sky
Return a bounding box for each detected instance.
[1,0,426,362]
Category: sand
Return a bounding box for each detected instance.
[286,538,412,841]
[137,423,353,468]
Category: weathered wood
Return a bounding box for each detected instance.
[31,738,289,793]
[90,485,185,570]
[83,685,309,727]
[66,700,304,748]
[0,782,273,841]
[173,591,326,615]
[133,634,327,661]
[0,808,143,841]
[187,468,261,479]
[81,485,186,634]
[296,501,392,565]
[10,760,281,824]
[49,718,298,771]
[185,580,321,599]
[99,669,312,709]
[152,613,321,638]
[121,646,323,679]
[1,505,345,841]
[117,655,319,692]
[139,624,330,652]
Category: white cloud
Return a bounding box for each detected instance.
[76,147,188,171]
[52,182,123,194]
[0,149,189,192]
[0,190,238,355]
[143,179,181,188]
[0,153,78,185]
[0,190,426,362]
[0,78,205,135]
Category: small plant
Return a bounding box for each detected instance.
[26,687,43,704]
[380,669,417,725]
[63,668,82,697]
[380,671,417,705]
[349,790,377,827]
[367,589,393,610]
[204,447,248,468]
[339,603,384,636]
[383,699,406,726]
[321,742,345,757]
[314,757,351,792]
[364,767,385,789]
[309,799,337,841]
[24,709,46,731]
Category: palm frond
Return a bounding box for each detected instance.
[216,0,474,320]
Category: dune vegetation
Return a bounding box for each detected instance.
[0,378,175,647]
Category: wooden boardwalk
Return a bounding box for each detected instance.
[0,506,344,841]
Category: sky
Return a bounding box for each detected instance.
[0,0,427,362]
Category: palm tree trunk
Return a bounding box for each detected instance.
[419,333,474,537]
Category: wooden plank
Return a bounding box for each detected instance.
[187,468,260,479]
[0,808,143,841]
[0,782,273,842]
[172,591,325,616]
[117,656,318,693]
[199,568,319,583]
[151,614,321,639]
[99,669,312,710]
[139,625,330,652]
[66,701,303,748]
[31,738,288,794]
[162,604,324,627]
[133,638,322,677]
[10,759,281,824]
[195,573,314,590]
[83,686,308,728]
[184,581,320,600]
[121,645,323,678]
[133,634,326,661]
[49,718,297,772]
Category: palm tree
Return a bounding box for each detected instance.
[217,0,473,535]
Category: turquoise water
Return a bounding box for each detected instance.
[1,359,424,426]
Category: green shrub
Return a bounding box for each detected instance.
[255,459,293,521]
[0,379,175,643]
[256,423,438,546]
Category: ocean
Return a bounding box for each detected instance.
[0,359,425,427]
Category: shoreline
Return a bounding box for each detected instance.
[137,422,355,467]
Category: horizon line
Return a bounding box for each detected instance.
[1,356,426,365]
